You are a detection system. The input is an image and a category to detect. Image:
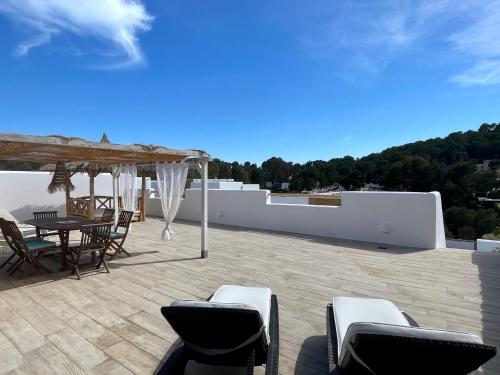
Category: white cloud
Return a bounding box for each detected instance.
[450,60,500,86]
[289,0,500,86]
[0,0,153,67]
[339,135,352,144]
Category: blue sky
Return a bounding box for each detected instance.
[0,0,499,164]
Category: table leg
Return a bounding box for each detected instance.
[58,229,70,271]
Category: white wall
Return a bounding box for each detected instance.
[0,171,113,221]
[446,239,475,250]
[477,239,500,253]
[269,195,310,205]
[190,180,260,190]
[147,189,446,249]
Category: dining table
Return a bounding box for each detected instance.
[24,216,101,271]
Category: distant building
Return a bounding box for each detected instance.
[475,160,491,173]
[477,197,500,209]
[312,182,346,194]
[191,179,260,190]
[265,182,290,191]
[361,183,382,191]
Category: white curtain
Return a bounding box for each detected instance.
[156,161,189,240]
[119,164,137,212]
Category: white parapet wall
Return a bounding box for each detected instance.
[0,171,113,221]
[477,239,500,253]
[147,189,447,249]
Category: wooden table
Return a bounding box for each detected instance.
[24,217,101,271]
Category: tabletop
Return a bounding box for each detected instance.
[24,216,101,231]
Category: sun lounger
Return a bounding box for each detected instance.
[327,296,496,374]
[160,285,279,375]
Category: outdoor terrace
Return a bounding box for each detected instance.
[0,218,499,375]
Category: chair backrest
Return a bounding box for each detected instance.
[33,211,58,220]
[0,218,28,256]
[339,322,497,375]
[101,208,115,223]
[161,301,267,356]
[116,210,134,230]
[79,223,112,252]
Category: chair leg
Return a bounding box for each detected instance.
[109,238,130,258]
[0,253,16,268]
[96,250,110,273]
[72,252,82,280]
[8,258,25,276]
[101,254,110,274]
[32,253,52,273]
[7,257,23,273]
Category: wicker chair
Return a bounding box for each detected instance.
[33,211,59,239]
[0,218,58,275]
[107,210,134,258]
[69,223,112,280]
[327,297,497,375]
[159,285,279,375]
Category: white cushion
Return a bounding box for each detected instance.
[333,297,409,358]
[0,209,36,238]
[212,285,272,344]
[0,208,19,223]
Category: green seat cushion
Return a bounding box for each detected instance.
[110,231,125,239]
[23,239,56,251]
[24,236,40,242]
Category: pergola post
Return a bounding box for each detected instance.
[88,168,96,219]
[200,160,208,258]
[138,169,147,222]
[112,166,120,227]
[65,183,71,216]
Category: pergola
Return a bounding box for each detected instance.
[0,132,211,257]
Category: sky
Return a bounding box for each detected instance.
[0,0,499,164]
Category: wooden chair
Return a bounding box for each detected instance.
[69,223,112,280]
[108,210,134,258]
[33,211,58,239]
[100,208,115,223]
[0,218,58,275]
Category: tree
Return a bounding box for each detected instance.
[261,157,292,183]
[474,209,498,238]
[231,162,250,183]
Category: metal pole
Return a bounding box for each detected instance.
[112,166,120,228]
[201,160,208,258]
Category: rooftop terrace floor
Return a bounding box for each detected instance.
[0,218,499,375]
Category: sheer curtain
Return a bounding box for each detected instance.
[156,161,189,240]
[119,164,137,213]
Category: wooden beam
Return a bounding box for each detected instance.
[0,132,208,165]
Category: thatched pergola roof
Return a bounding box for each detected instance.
[0,133,208,165]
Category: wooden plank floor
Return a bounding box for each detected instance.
[0,217,499,375]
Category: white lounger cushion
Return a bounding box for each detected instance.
[212,285,272,345]
[0,209,36,237]
[333,297,409,357]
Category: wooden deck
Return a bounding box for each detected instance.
[0,218,499,374]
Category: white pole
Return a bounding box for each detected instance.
[201,160,208,258]
[112,166,120,228]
